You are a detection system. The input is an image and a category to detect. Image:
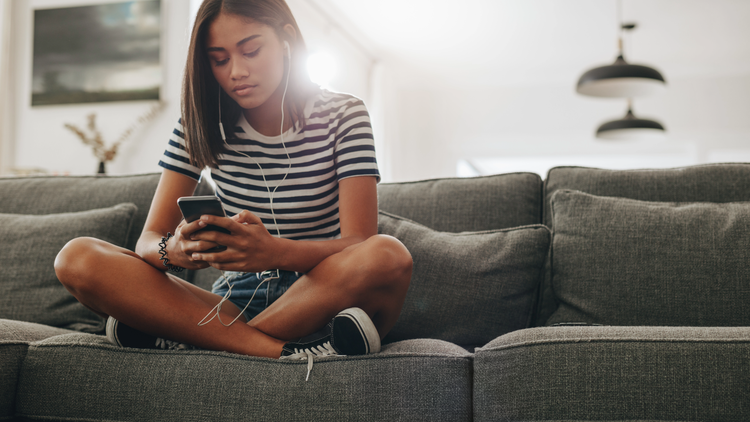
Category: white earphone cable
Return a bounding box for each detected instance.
[200,41,293,327]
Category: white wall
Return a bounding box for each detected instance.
[286,0,392,178]
[0,1,14,175]
[1,0,378,177]
[5,1,747,182]
[319,0,750,182]
[385,65,750,182]
[5,0,190,176]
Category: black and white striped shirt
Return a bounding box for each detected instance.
[158,90,380,241]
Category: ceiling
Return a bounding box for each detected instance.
[321,0,750,87]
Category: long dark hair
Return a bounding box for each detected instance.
[182,0,316,169]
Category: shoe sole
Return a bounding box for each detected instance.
[105,316,122,346]
[334,307,381,355]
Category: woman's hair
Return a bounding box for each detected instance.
[182,0,317,169]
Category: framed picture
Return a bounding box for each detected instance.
[31,0,161,106]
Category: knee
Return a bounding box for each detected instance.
[360,235,413,287]
[54,237,107,292]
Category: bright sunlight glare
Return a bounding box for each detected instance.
[307,52,337,88]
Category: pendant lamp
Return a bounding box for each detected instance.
[576,12,666,98]
[596,99,666,140]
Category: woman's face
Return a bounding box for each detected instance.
[206,13,286,112]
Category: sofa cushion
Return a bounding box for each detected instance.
[378,172,543,233]
[536,163,750,325]
[16,333,473,422]
[379,211,550,347]
[548,190,750,326]
[0,203,137,333]
[0,173,160,252]
[474,326,750,422]
[0,320,74,421]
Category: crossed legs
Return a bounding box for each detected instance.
[54,235,412,358]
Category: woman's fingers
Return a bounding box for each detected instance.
[233,209,263,225]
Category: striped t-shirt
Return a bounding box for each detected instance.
[158,90,380,241]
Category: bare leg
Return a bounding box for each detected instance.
[55,237,284,358]
[248,234,413,341]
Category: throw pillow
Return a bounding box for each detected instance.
[0,203,138,333]
[547,190,750,326]
[378,211,550,347]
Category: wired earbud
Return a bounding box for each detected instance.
[218,89,226,141]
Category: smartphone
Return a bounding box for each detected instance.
[177,195,229,252]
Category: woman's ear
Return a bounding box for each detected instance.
[282,24,297,48]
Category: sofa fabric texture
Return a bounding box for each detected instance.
[378,172,542,233]
[0,204,137,333]
[0,174,160,251]
[3,166,749,421]
[378,211,549,347]
[474,326,750,421]
[548,190,750,326]
[537,163,750,325]
[0,320,75,422]
[16,333,472,422]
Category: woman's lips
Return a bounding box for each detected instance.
[233,84,256,96]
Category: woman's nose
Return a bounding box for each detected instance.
[230,58,249,81]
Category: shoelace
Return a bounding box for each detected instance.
[282,342,338,381]
[155,338,196,350]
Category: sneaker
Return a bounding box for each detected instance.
[280,307,380,380]
[331,307,381,355]
[105,316,196,350]
[280,322,337,358]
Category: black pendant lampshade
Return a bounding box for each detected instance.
[577,54,666,98]
[576,20,666,98]
[596,102,666,140]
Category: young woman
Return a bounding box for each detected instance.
[54,0,412,364]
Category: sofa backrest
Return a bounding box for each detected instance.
[378,172,543,232]
[537,163,750,325]
[0,173,161,252]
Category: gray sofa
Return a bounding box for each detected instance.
[1,164,749,421]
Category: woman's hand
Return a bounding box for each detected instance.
[188,210,282,272]
[162,219,216,271]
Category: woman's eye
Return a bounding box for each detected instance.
[213,58,229,66]
[245,48,260,58]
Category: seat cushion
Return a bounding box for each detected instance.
[537,163,750,325]
[379,211,550,347]
[0,204,137,333]
[474,326,750,422]
[378,172,543,233]
[16,333,473,422]
[547,190,750,326]
[0,320,75,421]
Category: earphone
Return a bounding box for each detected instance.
[201,39,293,328]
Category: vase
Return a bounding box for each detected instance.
[97,161,106,175]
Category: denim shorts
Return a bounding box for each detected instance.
[211,270,302,321]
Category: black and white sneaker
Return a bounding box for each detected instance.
[105,316,196,350]
[280,307,380,380]
[331,307,381,355]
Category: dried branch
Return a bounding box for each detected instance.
[64,102,165,164]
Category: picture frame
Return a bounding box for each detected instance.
[31,0,161,106]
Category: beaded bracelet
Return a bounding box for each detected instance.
[158,232,185,273]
